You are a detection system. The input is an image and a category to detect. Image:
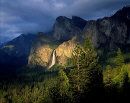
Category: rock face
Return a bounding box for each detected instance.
[56,37,76,65]
[5,34,37,57]
[53,16,87,41]
[53,6,130,51]
[0,34,37,67]
[28,34,76,68]
[28,6,130,68]
[28,45,53,68]
[28,33,60,68]
[1,6,130,69]
[28,16,86,68]
[83,6,130,50]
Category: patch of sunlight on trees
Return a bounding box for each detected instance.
[103,48,129,92]
[3,45,15,49]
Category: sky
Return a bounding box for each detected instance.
[0,0,130,42]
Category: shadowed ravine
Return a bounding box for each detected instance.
[48,50,56,69]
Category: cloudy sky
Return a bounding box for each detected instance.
[0,0,130,41]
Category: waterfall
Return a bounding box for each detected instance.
[48,50,56,69]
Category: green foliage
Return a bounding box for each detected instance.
[47,65,63,72]
[57,69,72,102]
[72,37,98,70]
[104,64,129,93]
[112,66,129,90]
[72,43,84,69]
[124,52,130,63]
[58,69,70,96]
[83,36,93,51]
[66,58,74,67]
[69,69,91,93]
[0,91,8,103]
[0,66,59,103]
[68,36,103,102]
[1,38,130,103]
[103,65,113,86]
[103,48,129,92]
[114,48,125,68]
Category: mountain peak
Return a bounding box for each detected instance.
[112,6,130,20]
[56,16,71,22]
[53,16,86,40]
[72,16,87,29]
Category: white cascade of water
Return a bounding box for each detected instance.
[48,50,56,69]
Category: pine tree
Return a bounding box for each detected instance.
[83,36,93,50]
[72,43,84,70]
[58,69,70,96]
[114,48,124,68]
[104,65,113,86]
[69,36,103,98]
[82,36,98,69]
[72,36,98,70]
[56,69,72,103]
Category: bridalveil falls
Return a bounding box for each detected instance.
[48,50,56,69]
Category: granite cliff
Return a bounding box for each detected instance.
[83,6,130,50]
[28,6,130,68]
[28,33,77,68]
[0,34,37,67]
[53,6,130,51]
[53,16,87,41]
[0,6,130,69]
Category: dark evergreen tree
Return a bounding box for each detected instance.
[72,43,84,70]
[104,65,113,87]
[114,48,124,68]
[51,69,72,103]
[69,36,103,102]
[58,69,71,97]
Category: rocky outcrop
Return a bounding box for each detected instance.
[83,6,130,50]
[53,16,87,41]
[83,18,128,50]
[28,45,53,68]
[0,34,37,66]
[28,32,60,68]
[4,34,37,57]
[28,16,87,68]
[56,37,76,65]
[53,6,130,51]
[28,35,76,68]
[28,6,130,68]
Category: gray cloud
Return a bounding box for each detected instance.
[0,0,130,41]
